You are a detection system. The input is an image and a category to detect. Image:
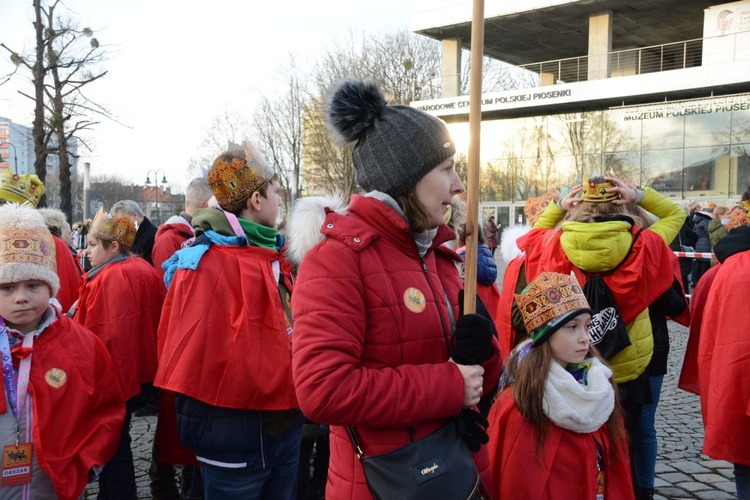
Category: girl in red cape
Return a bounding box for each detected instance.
[71,208,165,499]
[488,272,633,500]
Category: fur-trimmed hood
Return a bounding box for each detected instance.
[286,194,348,267]
[500,224,532,262]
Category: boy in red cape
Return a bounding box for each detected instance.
[155,142,301,498]
[0,203,124,499]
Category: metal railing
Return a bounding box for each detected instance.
[518,31,747,87]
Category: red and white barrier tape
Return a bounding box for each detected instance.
[673,251,715,260]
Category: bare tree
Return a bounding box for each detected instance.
[187,107,253,177]
[1,0,111,221]
[252,56,306,214]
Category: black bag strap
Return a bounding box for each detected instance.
[578,226,646,278]
[347,427,366,460]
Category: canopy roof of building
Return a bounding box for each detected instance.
[413,0,718,65]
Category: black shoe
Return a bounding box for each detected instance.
[638,488,654,500]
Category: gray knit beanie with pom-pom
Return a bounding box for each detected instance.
[325,79,456,198]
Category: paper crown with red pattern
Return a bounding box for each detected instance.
[515,272,591,345]
[208,141,274,209]
[89,208,136,249]
[0,168,45,207]
[581,171,617,203]
[524,189,560,226]
[726,201,750,230]
[0,203,59,297]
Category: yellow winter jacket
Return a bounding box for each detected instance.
[534,188,684,382]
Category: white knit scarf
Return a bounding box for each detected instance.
[542,357,615,434]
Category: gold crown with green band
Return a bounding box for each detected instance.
[0,169,45,207]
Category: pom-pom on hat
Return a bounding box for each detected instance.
[514,272,592,346]
[0,168,45,207]
[89,208,136,249]
[325,79,456,198]
[581,171,617,203]
[0,203,59,297]
[208,141,274,210]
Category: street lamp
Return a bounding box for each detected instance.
[0,142,18,174]
[144,169,168,225]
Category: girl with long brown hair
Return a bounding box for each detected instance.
[488,272,633,499]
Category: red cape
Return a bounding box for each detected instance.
[697,250,750,465]
[488,389,633,499]
[496,256,525,362]
[155,244,297,410]
[5,315,125,500]
[678,264,721,395]
[75,257,165,400]
[519,226,679,324]
[152,221,193,281]
[53,235,81,314]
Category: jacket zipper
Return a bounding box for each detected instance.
[413,242,453,358]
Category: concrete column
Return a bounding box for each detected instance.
[588,11,612,81]
[441,37,462,97]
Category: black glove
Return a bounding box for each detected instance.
[451,313,493,365]
[456,408,489,453]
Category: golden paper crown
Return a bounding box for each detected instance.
[208,141,274,209]
[0,168,45,207]
[89,208,136,249]
[524,189,560,226]
[514,272,591,334]
[581,172,617,203]
[726,202,750,230]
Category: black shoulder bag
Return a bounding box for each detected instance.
[346,421,481,500]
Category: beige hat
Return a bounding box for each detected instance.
[0,203,59,297]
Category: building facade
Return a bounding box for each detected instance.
[411,0,750,227]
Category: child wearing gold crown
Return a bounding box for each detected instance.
[69,208,165,498]
[0,203,124,499]
[488,271,633,499]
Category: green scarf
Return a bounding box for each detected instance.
[238,218,277,249]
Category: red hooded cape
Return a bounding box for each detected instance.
[3,315,125,500]
[53,235,81,314]
[488,389,633,499]
[151,221,193,281]
[678,264,721,395]
[697,250,750,465]
[75,256,164,400]
[155,244,297,411]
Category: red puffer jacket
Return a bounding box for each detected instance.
[292,195,502,500]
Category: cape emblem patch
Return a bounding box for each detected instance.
[403,287,426,313]
[44,368,67,389]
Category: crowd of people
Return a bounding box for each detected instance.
[0,77,748,500]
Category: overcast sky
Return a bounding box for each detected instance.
[0,0,414,191]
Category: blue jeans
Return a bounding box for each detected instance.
[634,375,664,489]
[199,417,303,499]
[737,463,750,500]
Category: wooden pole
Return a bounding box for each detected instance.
[462,0,485,316]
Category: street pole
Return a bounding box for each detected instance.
[145,169,168,225]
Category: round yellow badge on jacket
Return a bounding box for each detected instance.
[45,368,67,389]
[403,287,426,313]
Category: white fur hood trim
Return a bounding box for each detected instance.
[286,194,348,267]
[500,224,532,262]
[542,357,614,434]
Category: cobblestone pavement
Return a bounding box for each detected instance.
[85,255,738,499]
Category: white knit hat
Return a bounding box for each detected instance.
[0,203,59,297]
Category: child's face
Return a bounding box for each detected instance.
[255,179,283,228]
[86,235,117,267]
[0,280,51,334]
[548,312,591,366]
